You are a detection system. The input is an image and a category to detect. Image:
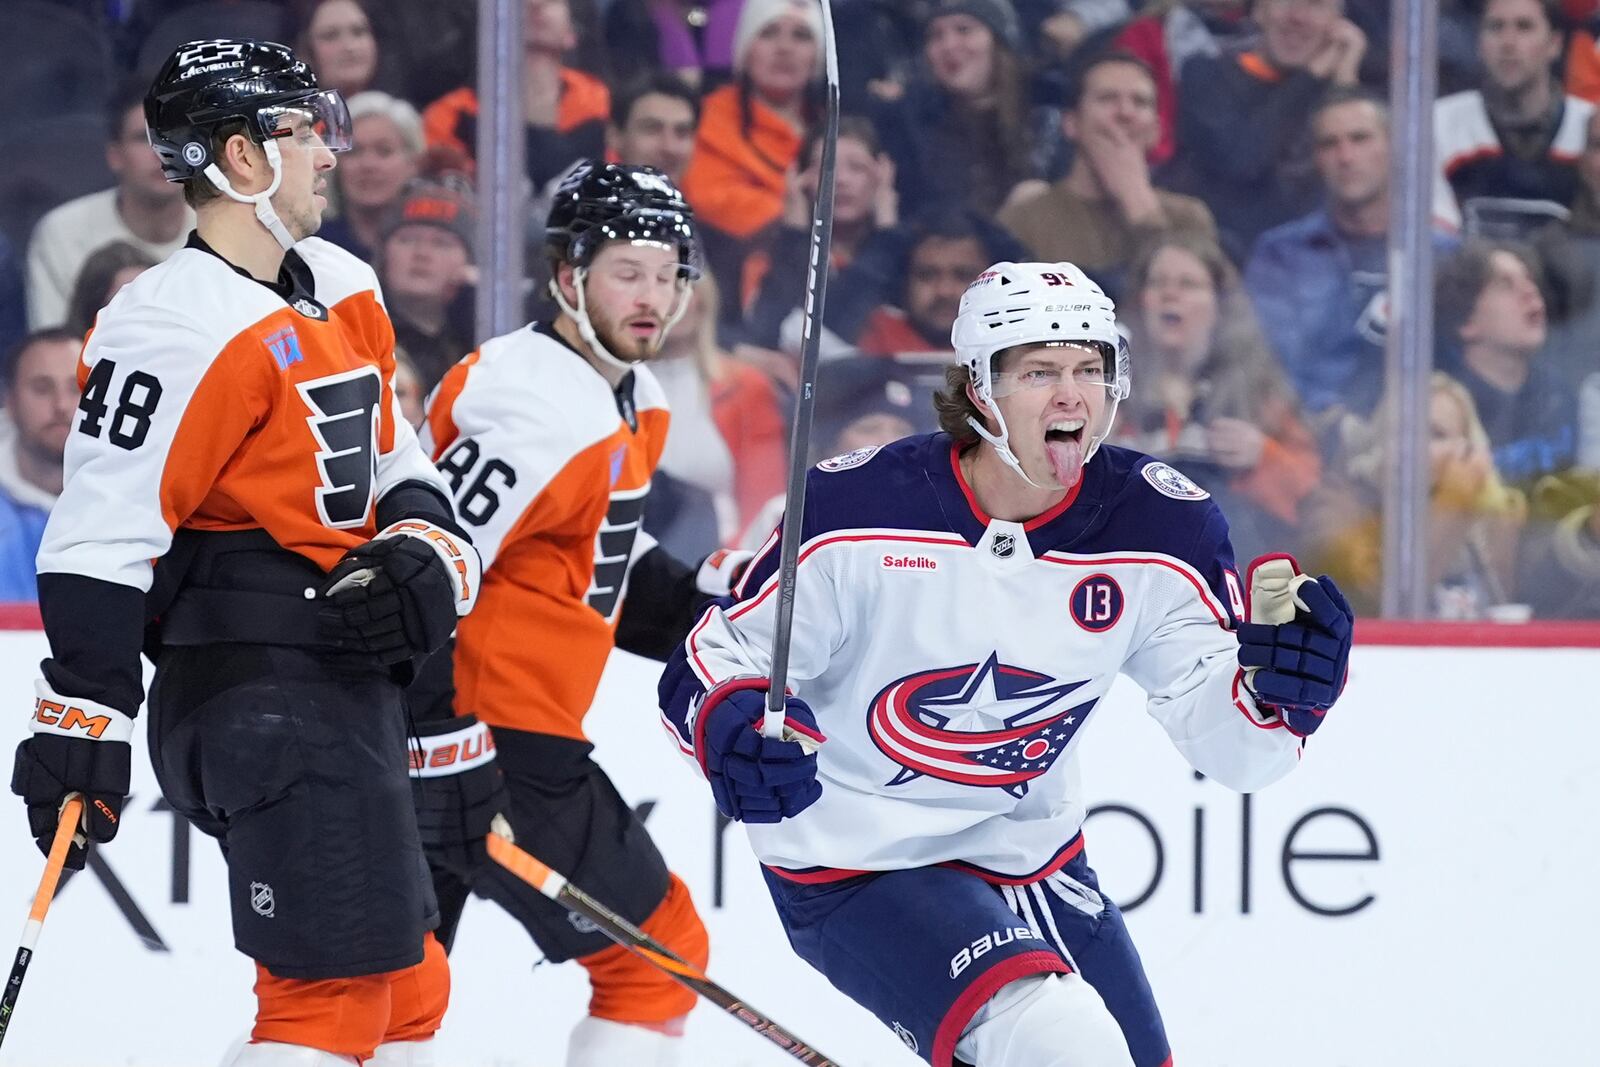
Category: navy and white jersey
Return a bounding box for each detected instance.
[661,433,1301,885]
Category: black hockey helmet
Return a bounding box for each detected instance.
[144,39,352,183]
[545,160,699,276]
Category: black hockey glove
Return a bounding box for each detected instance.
[11,682,133,870]
[409,714,508,879]
[319,520,481,664]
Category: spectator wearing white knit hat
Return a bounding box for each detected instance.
[680,0,823,243]
[680,0,823,311]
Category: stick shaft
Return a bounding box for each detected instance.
[763,0,841,735]
[485,833,843,1065]
[0,795,84,1049]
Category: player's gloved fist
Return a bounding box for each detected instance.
[11,681,133,869]
[319,520,481,664]
[1236,555,1355,738]
[409,714,509,878]
[694,678,825,824]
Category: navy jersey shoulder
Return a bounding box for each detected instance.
[1057,446,1240,606]
[800,434,965,539]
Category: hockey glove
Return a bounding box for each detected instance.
[409,714,508,879]
[319,520,481,664]
[1236,555,1355,738]
[694,678,825,824]
[11,681,133,869]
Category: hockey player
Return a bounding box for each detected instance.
[659,262,1355,1067]
[409,161,748,1066]
[9,40,479,1067]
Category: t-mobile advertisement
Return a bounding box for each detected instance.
[0,635,1592,1066]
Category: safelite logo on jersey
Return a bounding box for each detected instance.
[881,554,938,571]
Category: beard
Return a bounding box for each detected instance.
[589,306,664,363]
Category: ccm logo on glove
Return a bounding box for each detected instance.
[381,519,477,608]
[31,688,133,743]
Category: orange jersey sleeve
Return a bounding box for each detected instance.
[39,237,452,591]
[421,325,670,740]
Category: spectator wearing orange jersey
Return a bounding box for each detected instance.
[680,0,822,252]
[422,0,610,187]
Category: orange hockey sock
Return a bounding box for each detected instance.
[578,872,708,1025]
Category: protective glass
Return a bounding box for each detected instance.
[260,90,353,153]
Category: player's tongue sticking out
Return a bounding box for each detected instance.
[1043,418,1086,488]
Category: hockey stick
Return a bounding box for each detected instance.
[762,0,840,744]
[0,794,84,1050]
[485,819,844,1065]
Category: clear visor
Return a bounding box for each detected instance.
[259,90,353,153]
[987,341,1118,399]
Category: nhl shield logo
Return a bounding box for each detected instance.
[892,1021,919,1052]
[250,881,275,918]
[991,532,1016,558]
[867,653,1097,797]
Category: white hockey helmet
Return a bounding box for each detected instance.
[950,261,1130,487]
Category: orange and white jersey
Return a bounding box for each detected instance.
[421,323,670,740]
[37,235,449,592]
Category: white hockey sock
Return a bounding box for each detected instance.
[220,1039,360,1066]
[565,1015,684,1067]
[955,973,1135,1067]
[370,1038,436,1066]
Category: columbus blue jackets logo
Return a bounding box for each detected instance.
[867,653,1096,796]
[818,445,881,472]
[1141,462,1209,500]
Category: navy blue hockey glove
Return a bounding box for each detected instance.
[693,678,825,824]
[11,682,133,869]
[409,713,509,879]
[1236,555,1355,738]
[319,520,480,664]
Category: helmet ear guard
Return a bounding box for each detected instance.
[144,38,349,250]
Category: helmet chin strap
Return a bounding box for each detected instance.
[967,376,1051,491]
[547,263,693,373]
[203,139,296,251]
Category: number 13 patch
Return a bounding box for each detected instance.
[1070,574,1124,633]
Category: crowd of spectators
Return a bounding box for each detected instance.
[3,0,1600,621]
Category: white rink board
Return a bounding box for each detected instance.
[1,633,1595,1067]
